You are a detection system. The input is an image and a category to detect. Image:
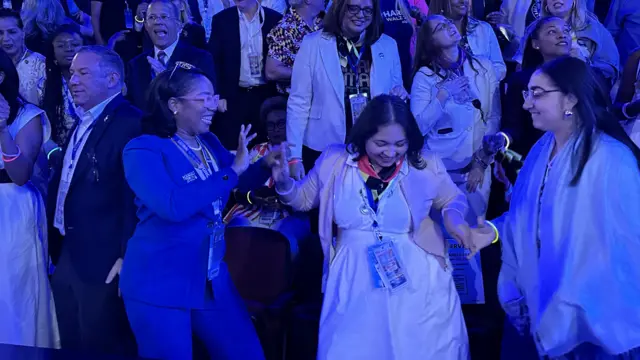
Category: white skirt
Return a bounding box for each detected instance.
[318,230,469,360]
[0,182,59,348]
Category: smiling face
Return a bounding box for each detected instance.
[170,75,218,135]
[523,70,576,133]
[365,123,409,168]
[53,32,83,68]
[341,0,374,39]
[545,0,574,18]
[449,0,470,19]
[144,2,180,49]
[427,15,461,49]
[0,16,24,59]
[532,18,571,59]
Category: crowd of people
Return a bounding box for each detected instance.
[0,0,639,359]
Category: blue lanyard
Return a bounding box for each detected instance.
[347,42,365,75]
[69,118,97,168]
[62,79,79,122]
[172,135,217,176]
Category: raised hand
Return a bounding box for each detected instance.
[466,216,498,259]
[271,144,291,185]
[231,124,257,176]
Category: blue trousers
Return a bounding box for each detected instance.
[124,266,265,360]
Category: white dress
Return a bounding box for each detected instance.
[0,104,59,348]
[317,165,469,360]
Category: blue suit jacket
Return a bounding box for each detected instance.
[119,132,270,309]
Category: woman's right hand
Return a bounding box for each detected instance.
[486,11,505,26]
[271,146,291,184]
[231,124,257,176]
[439,77,470,99]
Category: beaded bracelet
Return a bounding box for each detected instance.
[1,146,21,162]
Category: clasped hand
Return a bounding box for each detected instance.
[444,211,497,259]
[231,125,288,176]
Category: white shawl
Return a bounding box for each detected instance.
[497,132,640,357]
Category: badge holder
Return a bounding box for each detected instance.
[208,199,225,280]
[248,52,261,77]
[359,186,409,292]
[124,1,134,30]
[349,92,368,122]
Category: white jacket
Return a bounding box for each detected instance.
[287,31,404,159]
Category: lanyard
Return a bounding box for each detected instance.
[346,40,365,92]
[62,78,79,122]
[69,117,98,169]
[172,135,218,178]
[357,173,398,242]
[124,0,130,9]
[240,6,264,52]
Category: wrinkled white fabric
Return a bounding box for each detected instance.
[497,132,640,357]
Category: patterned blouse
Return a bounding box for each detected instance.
[17,50,46,106]
[267,8,323,93]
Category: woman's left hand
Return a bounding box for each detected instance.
[466,165,485,193]
[443,209,476,253]
[390,86,410,101]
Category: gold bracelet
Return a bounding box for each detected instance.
[246,191,253,205]
[485,220,499,244]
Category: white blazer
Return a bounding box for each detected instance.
[287,31,404,159]
[410,57,501,171]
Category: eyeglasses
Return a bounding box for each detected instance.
[522,88,562,101]
[267,121,286,132]
[146,14,177,23]
[346,5,374,17]
[177,94,220,109]
[169,61,196,79]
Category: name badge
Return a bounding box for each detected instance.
[54,179,71,229]
[124,8,133,29]
[248,52,261,77]
[367,240,409,291]
[349,93,368,123]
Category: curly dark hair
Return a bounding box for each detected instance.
[522,16,566,70]
[346,95,426,169]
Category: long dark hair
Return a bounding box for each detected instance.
[522,16,564,70]
[412,15,485,83]
[347,95,426,169]
[42,23,83,144]
[540,56,640,185]
[143,65,210,137]
[323,0,382,46]
[0,49,24,126]
[427,0,479,40]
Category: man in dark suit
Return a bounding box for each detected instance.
[208,0,281,149]
[48,45,141,355]
[126,0,216,111]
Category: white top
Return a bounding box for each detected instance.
[260,0,286,14]
[16,50,46,106]
[154,38,179,62]
[286,32,404,159]
[466,19,507,81]
[54,92,120,235]
[199,0,236,41]
[0,103,50,170]
[410,57,501,170]
[238,6,266,87]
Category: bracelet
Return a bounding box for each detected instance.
[622,102,633,120]
[497,131,511,150]
[246,191,253,205]
[47,147,61,160]
[135,15,144,23]
[485,220,499,244]
[1,146,21,162]
[288,158,302,165]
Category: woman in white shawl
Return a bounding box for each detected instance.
[485,56,640,358]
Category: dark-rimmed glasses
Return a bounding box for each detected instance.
[346,5,374,17]
[522,88,562,101]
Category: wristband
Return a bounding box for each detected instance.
[622,102,634,120]
[135,15,144,23]
[246,191,253,205]
[485,220,499,244]
[47,147,61,160]
[288,158,302,165]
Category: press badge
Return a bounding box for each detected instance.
[349,93,368,122]
[54,179,71,229]
[248,52,261,77]
[368,240,408,291]
[124,7,134,29]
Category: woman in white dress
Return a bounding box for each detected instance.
[0,50,59,348]
[490,56,640,358]
[272,95,496,359]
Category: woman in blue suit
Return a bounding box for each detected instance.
[120,63,281,360]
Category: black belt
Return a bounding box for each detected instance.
[0,169,12,184]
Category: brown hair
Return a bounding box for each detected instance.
[323,0,383,46]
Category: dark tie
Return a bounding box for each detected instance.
[157,51,167,66]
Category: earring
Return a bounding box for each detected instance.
[173,110,178,115]
[564,110,573,117]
